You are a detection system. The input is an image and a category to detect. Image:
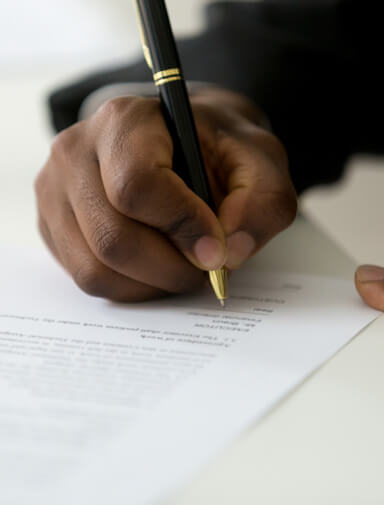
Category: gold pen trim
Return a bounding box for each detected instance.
[133,0,153,70]
[155,75,183,86]
[154,68,181,81]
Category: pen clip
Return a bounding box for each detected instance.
[133,0,154,71]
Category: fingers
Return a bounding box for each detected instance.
[37,199,167,303]
[36,93,298,304]
[355,265,384,311]
[67,157,205,293]
[53,204,167,302]
[36,177,168,302]
[35,111,207,300]
[94,97,227,271]
[216,128,297,269]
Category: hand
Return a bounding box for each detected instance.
[35,87,297,302]
[355,265,384,311]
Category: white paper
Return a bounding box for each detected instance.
[0,247,378,505]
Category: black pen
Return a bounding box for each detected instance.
[133,0,227,306]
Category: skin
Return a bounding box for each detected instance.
[35,86,380,310]
[355,266,384,311]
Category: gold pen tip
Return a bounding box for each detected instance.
[219,299,225,308]
[209,268,228,305]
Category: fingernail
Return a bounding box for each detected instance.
[226,231,255,269]
[194,236,226,270]
[356,264,384,283]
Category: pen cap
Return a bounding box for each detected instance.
[136,0,182,73]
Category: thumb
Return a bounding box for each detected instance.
[355,264,384,311]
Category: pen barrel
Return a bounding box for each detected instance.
[160,82,216,210]
[136,0,181,73]
[136,0,216,211]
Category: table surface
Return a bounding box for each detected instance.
[166,217,384,505]
[1,73,383,505]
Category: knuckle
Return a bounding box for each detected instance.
[92,224,125,264]
[72,261,107,298]
[96,96,131,120]
[110,166,149,216]
[50,127,77,160]
[95,96,159,126]
[93,225,120,263]
[132,94,157,108]
[161,203,203,245]
[126,96,160,123]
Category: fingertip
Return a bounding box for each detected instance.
[193,235,227,271]
[355,265,384,311]
[225,231,256,269]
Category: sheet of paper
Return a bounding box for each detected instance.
[0,247,378,505]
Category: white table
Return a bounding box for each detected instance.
[1,74,383,505]
[166,217,384,505]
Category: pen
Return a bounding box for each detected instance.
[133,0,228,306]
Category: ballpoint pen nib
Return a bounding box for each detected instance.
[209,268,228,307]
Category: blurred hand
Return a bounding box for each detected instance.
[355,265,384,311]
[35,87,297,302]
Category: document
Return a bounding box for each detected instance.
[0,247,378,505]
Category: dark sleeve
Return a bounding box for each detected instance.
[49,0,384,194]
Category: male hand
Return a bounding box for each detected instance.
[35,87,297,302]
